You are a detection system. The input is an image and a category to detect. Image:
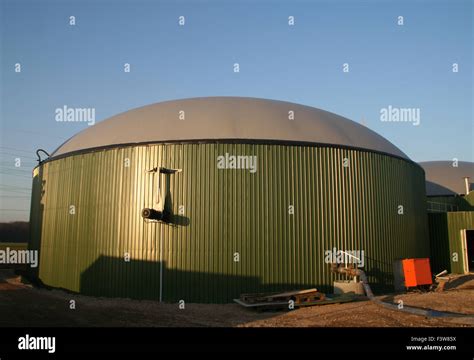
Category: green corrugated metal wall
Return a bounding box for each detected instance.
[427,213,451,274]
[428,211,474,274]
[29,143,429,303]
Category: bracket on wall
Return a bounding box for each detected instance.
[146,167,182,174]
[142,166,182,222]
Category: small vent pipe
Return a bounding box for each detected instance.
[464,177,470,195]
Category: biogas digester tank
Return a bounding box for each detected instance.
[29,97,429,303]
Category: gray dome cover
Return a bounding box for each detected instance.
[52,97,409,159]
[420,161,474,196]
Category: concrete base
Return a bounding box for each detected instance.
[333,280,365,295]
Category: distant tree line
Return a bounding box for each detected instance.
[0,222,29,243]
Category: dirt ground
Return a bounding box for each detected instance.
[0,270,473,327]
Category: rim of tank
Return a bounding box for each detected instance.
[34,137,425,170]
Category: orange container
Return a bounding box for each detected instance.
[402,258,432,287]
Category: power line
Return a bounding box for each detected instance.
[0,172,31,177]
[0,172,34,177]
[0,183,31,187]
[0,158,36,162]
[0,168,32,173]
[0,185,31,190]
[0,191,31,195]
[0,188,30,190]
[0,190,31,194]
[0,195,31,198]
[0,157,37,161]
[0,152,37,160]
[0,183,31,189]
[4,128,65,140]
[0,148,37,154]
[0,186,31,190]
[0,146,38,155]
[0,173,31,179]
[0,209,29,212]
[0,172,35,176]
[0,162,37,167]
[0,164,36,170]
[0,166,32,172]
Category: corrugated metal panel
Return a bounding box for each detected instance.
[29,143,429,303]
[427,213,451,274]
[447,212,474,273]
[428,212,474,274]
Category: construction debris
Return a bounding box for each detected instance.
[431,270,450,292]
[330,263,374,298]
[234,288,359,310]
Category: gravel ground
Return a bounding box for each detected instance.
[0,270,473,327]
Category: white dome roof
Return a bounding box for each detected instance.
[52,97,409,159]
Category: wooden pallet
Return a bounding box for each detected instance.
[234,293,357,310]
[237,288,327,308]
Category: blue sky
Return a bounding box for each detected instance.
[0,0,473,221]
